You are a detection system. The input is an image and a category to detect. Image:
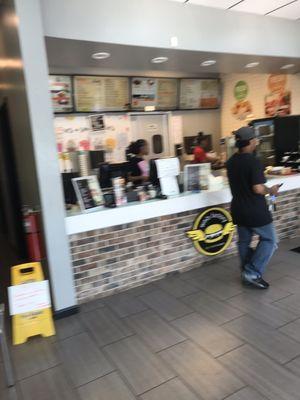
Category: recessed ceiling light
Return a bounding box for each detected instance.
[151,57,168,64]
[91,52,111,60]
[201,60,216,67]
[281,64,295,70]
[245,62,260,68]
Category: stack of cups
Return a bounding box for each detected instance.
[113,177,127,206]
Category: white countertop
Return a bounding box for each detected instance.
[65,174,300,235]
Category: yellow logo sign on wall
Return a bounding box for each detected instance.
[187,207,235,256]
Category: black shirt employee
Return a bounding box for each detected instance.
[126,139,149,185]
[226,126,280,290]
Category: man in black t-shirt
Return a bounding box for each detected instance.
[226,127,280,289]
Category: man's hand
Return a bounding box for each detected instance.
[269,184,281,196]
[253,184,281,196]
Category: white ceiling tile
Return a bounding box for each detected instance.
[188,0,239,9]
[168,0,300,20]
[269,1,300,19]
[232,0,296,15]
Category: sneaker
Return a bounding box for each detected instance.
[243,276,269,289]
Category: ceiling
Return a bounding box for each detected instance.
[46,37,300,76]
[169,0,300,20]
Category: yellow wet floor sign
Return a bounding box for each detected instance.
[10,262,55,345]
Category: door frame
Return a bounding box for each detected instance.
[128,111,172,158]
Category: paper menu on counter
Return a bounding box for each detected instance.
[160,176,180,196]
[155,157,180,178]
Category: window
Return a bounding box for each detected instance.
[152,134,163,154]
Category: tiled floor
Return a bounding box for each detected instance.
[2,238,300,400]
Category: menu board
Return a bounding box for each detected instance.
[74,76,130,112]
[180,79,220,110]
[131,77,178,109]
[49,75,73,113]
[72,176,103,212]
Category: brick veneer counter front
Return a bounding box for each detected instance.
[67,176,300,303]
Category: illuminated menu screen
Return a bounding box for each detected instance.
[179,79,220,110]
[49,75,73,113]
[131,77,178,109]
[74,76,130,112]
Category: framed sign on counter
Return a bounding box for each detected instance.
[131,77,178,110]
[184,163,211,192]
[74,76,130,112]
[49,75,73,113]
[179,79,220,110]
[72,176,104,213]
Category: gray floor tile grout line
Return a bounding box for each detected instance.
[221,313,248,328]
[101,330,182,397]
[14,362,60,386]
[3,239,300,400]
[219,327,300,367]
[270,293,295,304]
[155,338,190,355]
[54,323,136,397]
[55,330,88,344]
[276,321,300,346]
[276,315,300,329]
[74,369,118,390]
[125,305,196,342]
[282,353,300,367]
[100,337,143,398]
[100,325,219,400]
[221,385,249,400]
[135,375,178,398]
[144,341,214,400]
[166,310,195,322]
[102,299,149,320]
[215,343,246,360]
[79,306,137,346]
[13,361,62,384]
[217,312,248,328]
[138,374,207,400]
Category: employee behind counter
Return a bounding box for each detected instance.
[126,139,150,185]
[125,133,221,186]
[193,132,220,167]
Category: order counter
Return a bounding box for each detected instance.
[66,174,300,303]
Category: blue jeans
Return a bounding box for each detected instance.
[237,223,278,279]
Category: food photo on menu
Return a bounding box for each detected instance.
[132,78,156,108]
[265,74,291,117]
[49,75,73,113]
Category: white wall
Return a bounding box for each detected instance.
[40,0,300,58]
[15,0,76,311]
[221,73,300,136]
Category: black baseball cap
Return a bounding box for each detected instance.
[234,126,256,142]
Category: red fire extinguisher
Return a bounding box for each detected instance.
[23,208,44,262]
